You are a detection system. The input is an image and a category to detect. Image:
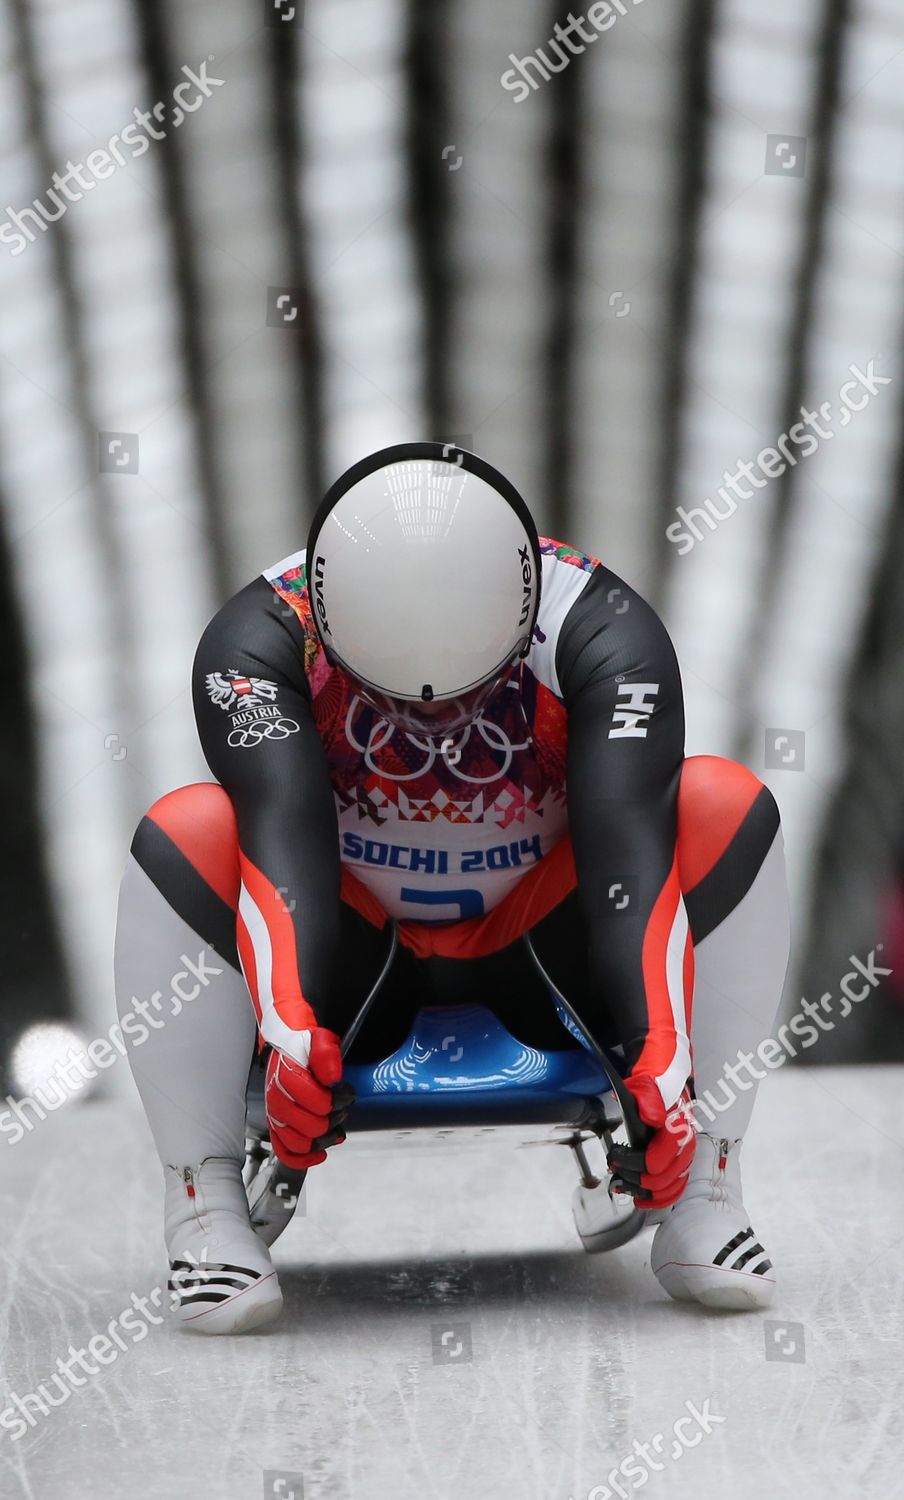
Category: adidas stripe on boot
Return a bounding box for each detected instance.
[651,1134,775,1310]
[165,1157,284,1334]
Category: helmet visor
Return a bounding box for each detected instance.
[343,664,519,737]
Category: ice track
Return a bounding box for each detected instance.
[1,1066,902,1500]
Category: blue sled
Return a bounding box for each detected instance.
[343,1001,620,1135]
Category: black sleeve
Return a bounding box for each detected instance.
[191,576,341,1038]
[558,565,692,1111]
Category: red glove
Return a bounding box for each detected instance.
[265,1028,353,1169]
[607,1077,697,1210]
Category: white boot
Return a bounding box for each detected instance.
[651,1135,775,1310]
[165,1158,284,1334]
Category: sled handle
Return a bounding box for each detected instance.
[339,922,399,1059]
[522,933,654,1151]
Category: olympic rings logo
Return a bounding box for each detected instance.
[344,697,530,783]
[227,717,301,748]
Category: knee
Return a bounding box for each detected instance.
[677,756,779,893]
[143,782,236,836]
[131,783,240,904]
[679,754,774,820]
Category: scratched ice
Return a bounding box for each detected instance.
[0,1067,901,1500]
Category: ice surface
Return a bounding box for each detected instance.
[1,1066,902,1500]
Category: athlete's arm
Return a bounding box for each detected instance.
[191,576,341,1065]
[558,564,691,1126]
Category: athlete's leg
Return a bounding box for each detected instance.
[517,756,789,1308]
[676,754,791,1134]
[115,783,397,1159]
[114,782,394,1331]
[649,754,790,1308]
[115,785,252,1167]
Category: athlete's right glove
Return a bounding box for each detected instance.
[265,1028,354,1169]
[607,1078,697,1210]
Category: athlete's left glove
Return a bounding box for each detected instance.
[607,1077,697,1210]
[265,1028,354,1169]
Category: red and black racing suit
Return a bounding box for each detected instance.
[133,539,780,1126]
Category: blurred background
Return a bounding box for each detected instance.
[2,0,904,1099]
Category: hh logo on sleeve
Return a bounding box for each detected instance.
[609,682,659,739]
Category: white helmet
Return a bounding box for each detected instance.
[306,442,541,734]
